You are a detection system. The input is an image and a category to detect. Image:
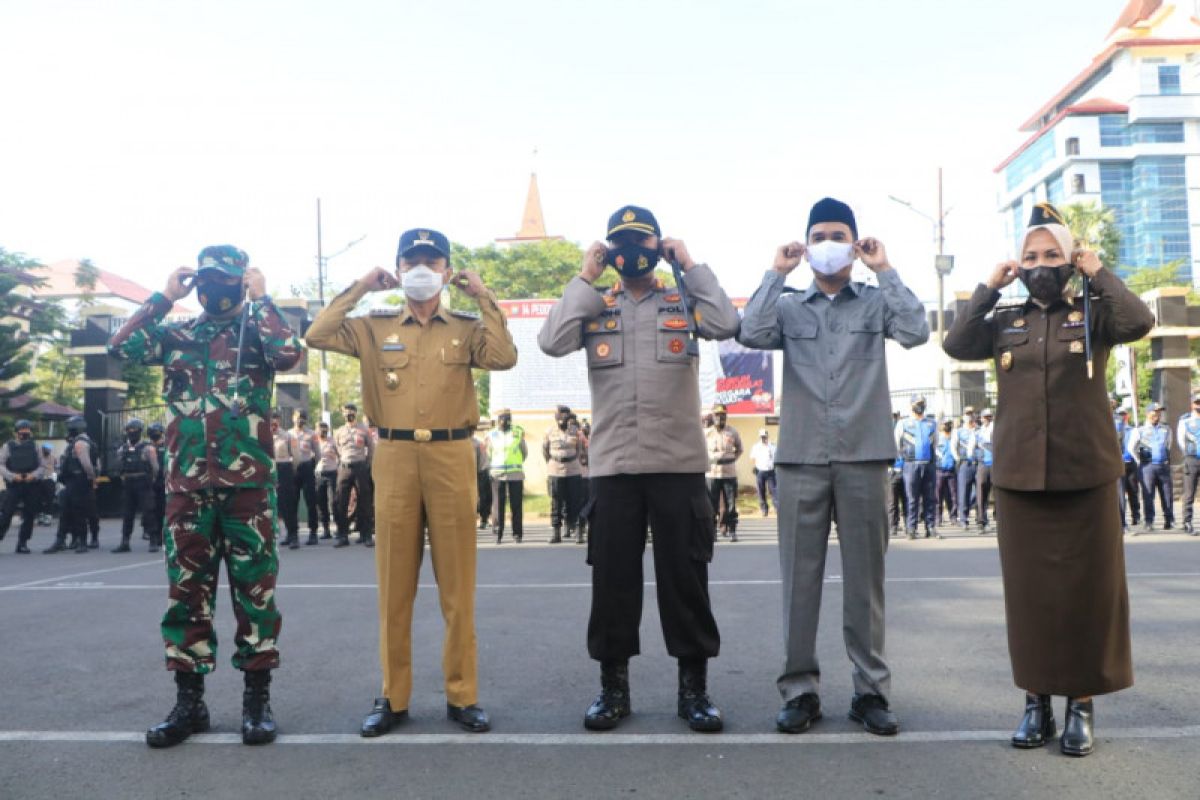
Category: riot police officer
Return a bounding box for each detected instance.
[114,418,160,553]
[59,416,98,554]
[0,419,45,553]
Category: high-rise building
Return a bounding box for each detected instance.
[995,1,1200,283]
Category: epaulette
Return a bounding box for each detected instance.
[450,309,480,321]
[994,299,1025,313]
[781,286,800,294]
[369,308,401,317]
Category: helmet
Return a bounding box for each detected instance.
[125,418,145,433]
[66,416,87,436]
[148,422,165,439]
[14,419,32,432]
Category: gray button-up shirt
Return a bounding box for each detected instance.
[737,269,929,465]
[538,265,740,477]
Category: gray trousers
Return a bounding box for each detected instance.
[776,461,891,702]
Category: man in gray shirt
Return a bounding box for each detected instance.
[539,204,739,733]
[738,197,928,736]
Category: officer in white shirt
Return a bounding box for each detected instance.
[750,428,778,516]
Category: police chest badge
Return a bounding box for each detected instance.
[595,342,611,358]
[385,370,399,389]
[1068,310,1083,323]
[1069,340,1084,354]
[1012,318,1026,329]
[669,338,685,354]
[1001,351,1013,371]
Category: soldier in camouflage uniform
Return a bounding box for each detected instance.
[109,245,302,748]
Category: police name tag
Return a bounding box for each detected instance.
[382,344,406,351]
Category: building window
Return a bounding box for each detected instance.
[1099,114,1130,146]
[1131,122,1185,143]
[1047,173,1065,205]
[1102,156,1192,277]
[1159,65,1182,95]
[1066,137,1080,155]
[1005,132,1056,191]
[1072,174,1086,193]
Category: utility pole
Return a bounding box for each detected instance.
[316,198,329,424]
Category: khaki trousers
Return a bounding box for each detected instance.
[372,438,478,709]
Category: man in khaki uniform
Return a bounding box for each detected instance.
[271,412,300,550]
[306,227,517,735]
[543,404,585,543]
[333,402,375,547]
[705,404,743,541]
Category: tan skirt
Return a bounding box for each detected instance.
[995,482,1133,697]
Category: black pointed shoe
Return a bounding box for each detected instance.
[849,693,899,736]
[146,672,210,748]
[360,698,407,737]
[584,660,631,731]
[677,660,723,732]
[1011,693,1055,749]
[776,693,822,734]
[447,703,491,733]
[241,670,278,745]
[1061,698,1095,757]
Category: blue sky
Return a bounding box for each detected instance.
[0,0,1116,303]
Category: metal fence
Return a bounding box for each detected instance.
[100,404,168,475]
[890,387,997,420]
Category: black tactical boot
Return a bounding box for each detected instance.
[112,535,131,554]
[148,533,161,554]
[146,672,209,748]
[42,534,67,554]
[15,537,32,554]
[728,526,738,543]
[73,534,89,554]
[584,660,631,730]
[241,670,278,745]
[88,530,99,548]
[677,659,723,732]
[306,532,318,546]
[1011,693,1055,749]
[550,526,562,544]
[333,534,350,548]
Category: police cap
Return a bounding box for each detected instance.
[606,205,661,239]
[14,419,32,431]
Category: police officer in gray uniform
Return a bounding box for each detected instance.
[0,419,45,553]
[539,204,740,733]
[1176,393,1200,535]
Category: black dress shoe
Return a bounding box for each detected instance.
[15,543,31,554]
[1061,698,1094,757]
[1011,693,1055,749]
[776,693,822,734]
[849,693,899,736]
[447,703,490,733]
[360,698,407,737]
[306,533,318,546]
[584,661,631,731]
[333,536,350,548]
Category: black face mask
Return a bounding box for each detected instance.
[1020,265,1073,305]
[499,417,512,431]
[196,279,245,316]
[127,432,141,443]
[913,404,926,416]
[606,243,660,278]
[345,413,356,422]
[557,420,569,430]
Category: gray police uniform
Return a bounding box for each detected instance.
[538,267,740,662]
[0,437,46,550]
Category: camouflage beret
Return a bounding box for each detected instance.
[197,245,249,278]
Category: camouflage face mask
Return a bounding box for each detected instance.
[197,278,245,315]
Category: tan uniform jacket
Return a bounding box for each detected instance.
[305,281,517,432]
[333,422,374,465]
[706,425,743,479]
[272,430,295,463]
[290,427,316,463]
[943,267,1154,492]
[317,436,339,472]
[543,428,584,478]
[537,266,740,476]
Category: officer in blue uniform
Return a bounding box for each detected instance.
[1128,402,1173,534]
[954,410,978,526]
[935,420,957,526]
[1175,393,1200,535]
[975,409,995,531]
[887,452,906,537]
[1114,407,1140,531]
[894,394,938,539]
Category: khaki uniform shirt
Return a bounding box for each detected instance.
[290,427,316,463]
[543,427,584,478]
[538,266,740,477]
[943,267,1154,492]
[333,422,374,465]
[272,429,295,463]
[305,281,518,432]
[706,425,743,479]
[317,436,339,472]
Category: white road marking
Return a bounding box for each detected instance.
[0,559,162,591]
[5,572,1197,592]
[1,727,1198,745]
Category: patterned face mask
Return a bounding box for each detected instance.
[196,278,245,315]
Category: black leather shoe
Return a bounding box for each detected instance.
[1011,693,1055,749]
[15,543,31,554]
[1061,698,1094,757]
[1164,523,1175,531]
[584,661,631,730]
[677,660,723,732]
[447,703,490,733]
[361,536,374,548]
[333,536,349,548]
[241,670,277,745]
[360,698,407,737]
[146,672,210,748]
[306,533,318,546]
[776,693,822,734]
[849,693,899,736]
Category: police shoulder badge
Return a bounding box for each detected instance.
[1012,318,1026,329]
[1068,310,1083,323]
[1001,351,1013,371]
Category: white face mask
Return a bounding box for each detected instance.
[401,265,444,302]
[806,240,855,276]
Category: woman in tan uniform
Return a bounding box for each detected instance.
[943,203,1154,757]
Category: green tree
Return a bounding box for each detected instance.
[1061,202,1121,269]
[0,250,43,438]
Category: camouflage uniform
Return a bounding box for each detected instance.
[109,246,302,674]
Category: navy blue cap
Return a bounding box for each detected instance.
[397,228,451,263]
[606,206,661,239]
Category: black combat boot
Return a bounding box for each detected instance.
[73,533,89,554]
[333,533,350,548]
[550,526,562,544]
[306,532,318,546]
[88,529,99,548]
[146,672,209,748]
[148,532,161,554]
[728,525,738,543]
[677,659,723,732]
[112,535,131,553]
[241,670,278,745]
[42,532,68,554]
[15,536,32,554]
[1011,693,1055,749]
[584,660,631,730]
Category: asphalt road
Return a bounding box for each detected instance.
[0,517,1197,799]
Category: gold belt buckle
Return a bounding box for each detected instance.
[414,429,433,442]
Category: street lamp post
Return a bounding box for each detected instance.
[315,197,366,424]
[889,167,953,411]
